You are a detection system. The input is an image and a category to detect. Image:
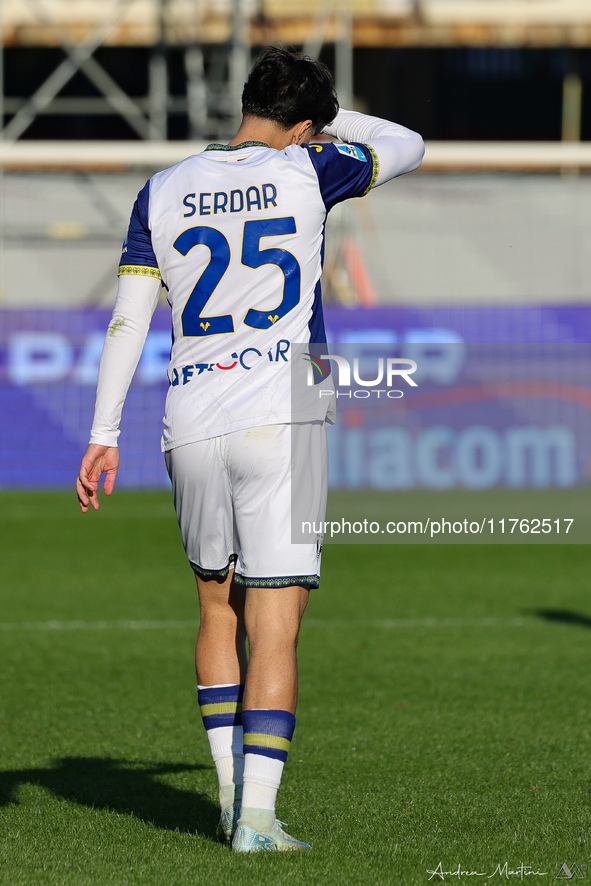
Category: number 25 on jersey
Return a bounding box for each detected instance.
[173,216,301,337]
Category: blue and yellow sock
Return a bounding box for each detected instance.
[241,709,296,815]
[197,683,244,807]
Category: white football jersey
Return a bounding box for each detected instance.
[119,139,378,450]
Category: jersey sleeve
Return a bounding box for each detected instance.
[118,180,162,281]
[322,109,424,187]
[89,274,162,447]
[304,142,379,211]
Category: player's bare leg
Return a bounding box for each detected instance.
[243,585,309,713]
[195,571,247,843]
[233,585,312,852]
[195,571,247,685]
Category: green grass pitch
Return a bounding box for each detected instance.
[1,491,590,885]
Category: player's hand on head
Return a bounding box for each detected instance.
[76,444,120,513]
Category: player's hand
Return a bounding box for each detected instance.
[76,444,120,513]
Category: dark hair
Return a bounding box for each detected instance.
[241,45,338,134]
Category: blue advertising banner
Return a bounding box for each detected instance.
[1,306,591,489]
[317,342,591,492]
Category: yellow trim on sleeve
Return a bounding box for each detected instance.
[243,733,291,752]
[360,144,379,196]
[118,265,162,280]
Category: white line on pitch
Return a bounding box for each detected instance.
[0,619,199,631]
[0,616,532,632]
[306,617,531,629]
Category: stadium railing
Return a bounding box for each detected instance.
[2,140,591,172]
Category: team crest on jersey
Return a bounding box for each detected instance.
[336,144,367,162]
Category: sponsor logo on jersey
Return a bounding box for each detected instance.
[171,340,290,386]
[336,144,367,162]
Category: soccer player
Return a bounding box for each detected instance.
[76,46,424,852]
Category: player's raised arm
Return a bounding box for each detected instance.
[323,107,425,184]
[76,272,161,513]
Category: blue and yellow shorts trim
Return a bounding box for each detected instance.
[233,572,320,589]
[191,556,237,581]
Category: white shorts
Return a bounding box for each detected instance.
[164,422,328,588]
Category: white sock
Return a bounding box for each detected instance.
[197,683,244,807]
[205,725,244,805]
[241,754,285,813]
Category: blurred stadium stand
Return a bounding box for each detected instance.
[3,0,591,142]
[2,171,591,307]
[1,0,591,308]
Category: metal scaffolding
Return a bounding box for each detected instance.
[0,0,357,306]
[0,0,354,143]
[0,0,241,142]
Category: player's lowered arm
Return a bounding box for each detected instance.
[322,108,424,183]
[89,273,162,447]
